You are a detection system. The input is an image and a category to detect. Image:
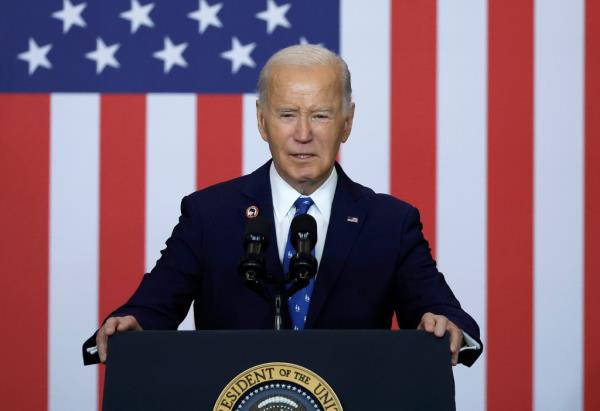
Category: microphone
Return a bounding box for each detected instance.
[238,216,270,289]
[288,214,318,288]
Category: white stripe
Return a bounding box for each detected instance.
[242,93,271,175]
[436,2,488,409]
[146,94,197,330]
[49,94,99,411]
[339,0,390,194]
[534,1,584,409]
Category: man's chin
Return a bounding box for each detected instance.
[291,174,316,185]
[291,173,332,195]
[287,165,317,182]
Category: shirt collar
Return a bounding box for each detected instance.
[270,162,338,223]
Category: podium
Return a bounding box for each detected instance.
[103,330,455,411]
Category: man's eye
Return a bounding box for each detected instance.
[314,114,330,120]
[280,113,294,118]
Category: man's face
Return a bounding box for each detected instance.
[257,63,355,194]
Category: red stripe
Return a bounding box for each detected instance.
[196,95,242,189]
[487,1,534,409]
[390,0,437,331]
[0,94,49,410]
[98,95,146,408]
[585,0,600,408]
[390,0,438,255]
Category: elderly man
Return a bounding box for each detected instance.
[84,45,482,367]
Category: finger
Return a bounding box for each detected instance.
[96,327,108,363]
[127,315,142,330]
[420,313,436,333]
[116,315,142,332]
[132,316,142,331]
[447,322,463,366]
[103,317,119,336]
[448,324,462,352]
[433,316,448,337]
[116,317,134,332]
[451,350,459,366]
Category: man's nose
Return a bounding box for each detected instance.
[295,115,312,142]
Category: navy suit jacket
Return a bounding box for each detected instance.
[84,161,482,366]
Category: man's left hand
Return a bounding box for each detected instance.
[417,312,463,366]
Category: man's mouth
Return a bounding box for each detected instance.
[290,153,315,160]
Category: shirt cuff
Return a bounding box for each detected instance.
[460,330,481,352]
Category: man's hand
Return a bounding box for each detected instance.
[417,312,463,366]
[96,315,142,363]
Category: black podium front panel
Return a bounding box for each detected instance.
[103,330,454,411]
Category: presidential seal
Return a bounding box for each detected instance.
[214,362,343,411]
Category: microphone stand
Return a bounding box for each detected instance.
[269,274,307,331]
[271,275,287,331]
[240,255,316,331]
[240,262,285,331]
[274,293,282,330]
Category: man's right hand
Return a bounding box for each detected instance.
[96,315,142,363]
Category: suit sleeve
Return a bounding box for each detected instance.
[393,206,483,366]
[82,195,203,364]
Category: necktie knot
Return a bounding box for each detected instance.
[294,196,314,216]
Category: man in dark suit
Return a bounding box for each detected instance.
[84,44,482,367]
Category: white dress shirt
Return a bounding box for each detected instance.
[269,163,337,266]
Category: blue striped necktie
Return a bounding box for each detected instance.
[283,196,315,330]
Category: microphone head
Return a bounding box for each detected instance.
[290,214,317,250]
[243,216,270,248]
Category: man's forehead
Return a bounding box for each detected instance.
[269,63,338,85]
[267,65,342,99]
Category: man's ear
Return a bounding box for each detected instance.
[256,100,269,142]
[341,102,355,143]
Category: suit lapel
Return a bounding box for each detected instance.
[305,165,368,328]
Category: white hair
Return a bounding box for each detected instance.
[257,44,353,110]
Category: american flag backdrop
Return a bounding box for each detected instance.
[0,0,598,410]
